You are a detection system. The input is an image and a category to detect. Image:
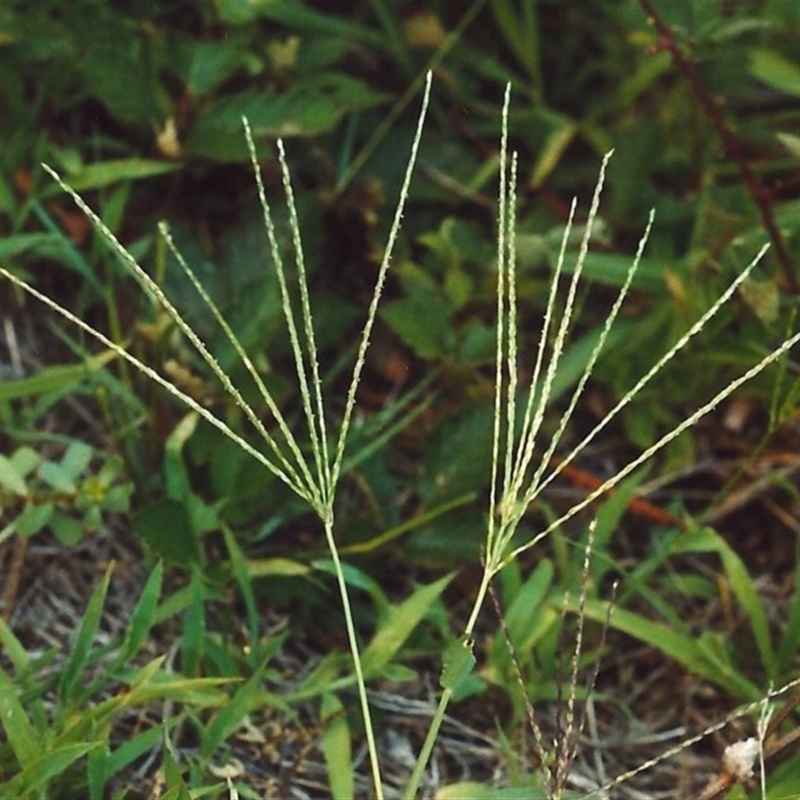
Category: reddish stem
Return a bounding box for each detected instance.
[638,0,798,293]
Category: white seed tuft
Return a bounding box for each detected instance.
[723,738,760,781]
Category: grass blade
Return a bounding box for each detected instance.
[321,692,354,800]
[59,563,113,704]
[0,665,41,770]
[2,742,100,798]
[120,561,163,661]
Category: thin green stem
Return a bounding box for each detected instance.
[323,517,383,800]
[403,686,453,800]
[403,567,493,800]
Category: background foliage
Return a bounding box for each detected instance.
[2,0,800,796]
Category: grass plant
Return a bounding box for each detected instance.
[3,70,800,798]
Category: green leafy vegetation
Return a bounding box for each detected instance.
[3,1,800,797]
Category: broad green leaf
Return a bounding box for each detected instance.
[55,159,182,192]
[361,573,453,676]
[458,324,495,365]
[248,2,383,46]
[15,501,53,536]
[10,447,41,477]
[39,459,76,492]
[213,0,259,24]
[767,769,800,799]
[184,39,245,95]
[49,511,84,545]
[185,77,387,160]
[418,217,492,279]
[750,47,800,96]
[777,131,800,160]
[61,441,93,479]
[567,251,665,293]
[381,288,455,359]
[154,579,223,625]
[98,181,131,236]
[321,693,353,800]
[421,403,495,503]
[133,498,200,564]
[126,676,232,707]
[87,745,109,800]
[440,635,476,691]
[77,17,160,125]
[0,453,28,495]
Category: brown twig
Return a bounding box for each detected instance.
[637,0,799,294]
[0,534,28,622]
[551,454,687,530]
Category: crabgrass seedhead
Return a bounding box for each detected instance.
[4,42,800,798]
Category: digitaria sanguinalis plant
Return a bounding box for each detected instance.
[3,72,800,797]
